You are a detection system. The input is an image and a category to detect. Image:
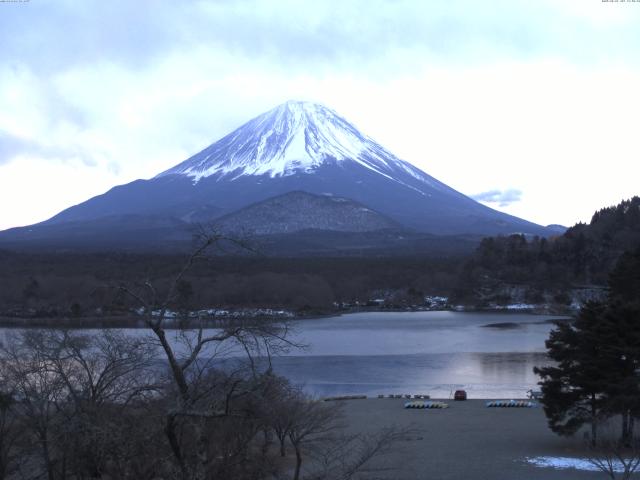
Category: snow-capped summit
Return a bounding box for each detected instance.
[157,100,434,191]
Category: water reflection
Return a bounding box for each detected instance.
[269,352,554,399]
[0,311,562,398]
[475,352,550,383]
[274,311,561,398]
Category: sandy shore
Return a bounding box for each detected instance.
[336,398,604,479]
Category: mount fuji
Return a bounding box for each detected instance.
[0,101,552,252]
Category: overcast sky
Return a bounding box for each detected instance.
[1,0,639,230]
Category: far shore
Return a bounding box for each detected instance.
[0,306,573,329]
[335,398,604,480]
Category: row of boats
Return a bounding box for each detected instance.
[404,399,538,409]
[485,400,537,408]
[404,401,449,409]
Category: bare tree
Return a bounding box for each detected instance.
[117,228,298,479]
[262,376,301,458]
[586,421,640,480]
[0,389,23,480]
[308,427,414,480]
[1,329,161,480]
[287,399,344,480]
[274,391,413,480]
[45,329,159,478]
[1,331,68,480]
[27,329,159,408]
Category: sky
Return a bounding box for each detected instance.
[1,0,639,230]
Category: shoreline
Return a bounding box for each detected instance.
[0,306,572,329]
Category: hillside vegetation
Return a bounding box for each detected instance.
[452,197,640,306]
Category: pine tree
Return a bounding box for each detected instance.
[601,248,640,445]
[599,301,640,445]
[608,248,640,306]
[535,249,640,445]
[534,301,609,445]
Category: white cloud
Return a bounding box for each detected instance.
[471,189,523,207]
[1,0,640,230]
[0,157,120,229]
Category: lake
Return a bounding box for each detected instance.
[0,311,565,399]
[275,311,562,399]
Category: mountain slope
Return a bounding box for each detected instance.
[214,191,400,235]
[0,215,193,252]
[1,101,552,250]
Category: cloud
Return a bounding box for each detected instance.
[0,130,97,167]
[0,131,28,165]
[1,0,640,230]
[2,0,639,79]
[471,189,523,207]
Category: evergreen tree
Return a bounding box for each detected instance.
[534,301,610,445]
[536,249,640,445]
[601,248,640,445]
[608,248,640,305]
[599,301,640,445]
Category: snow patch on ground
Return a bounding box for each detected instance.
[486,303,537,311]
[525,456,626,472]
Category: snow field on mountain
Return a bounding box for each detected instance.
[157,101,434,187]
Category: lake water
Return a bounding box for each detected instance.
[0,311,564,399]
[274,311,562,399]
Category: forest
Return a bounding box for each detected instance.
[451,197,640,307]
[0,252,462,321]
[1,197,639,321]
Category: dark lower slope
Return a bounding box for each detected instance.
[0,215,480,258]
[214,191,400,235]
[0,215,194,253]
[40,161,549,237]
[251,230,481,257]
